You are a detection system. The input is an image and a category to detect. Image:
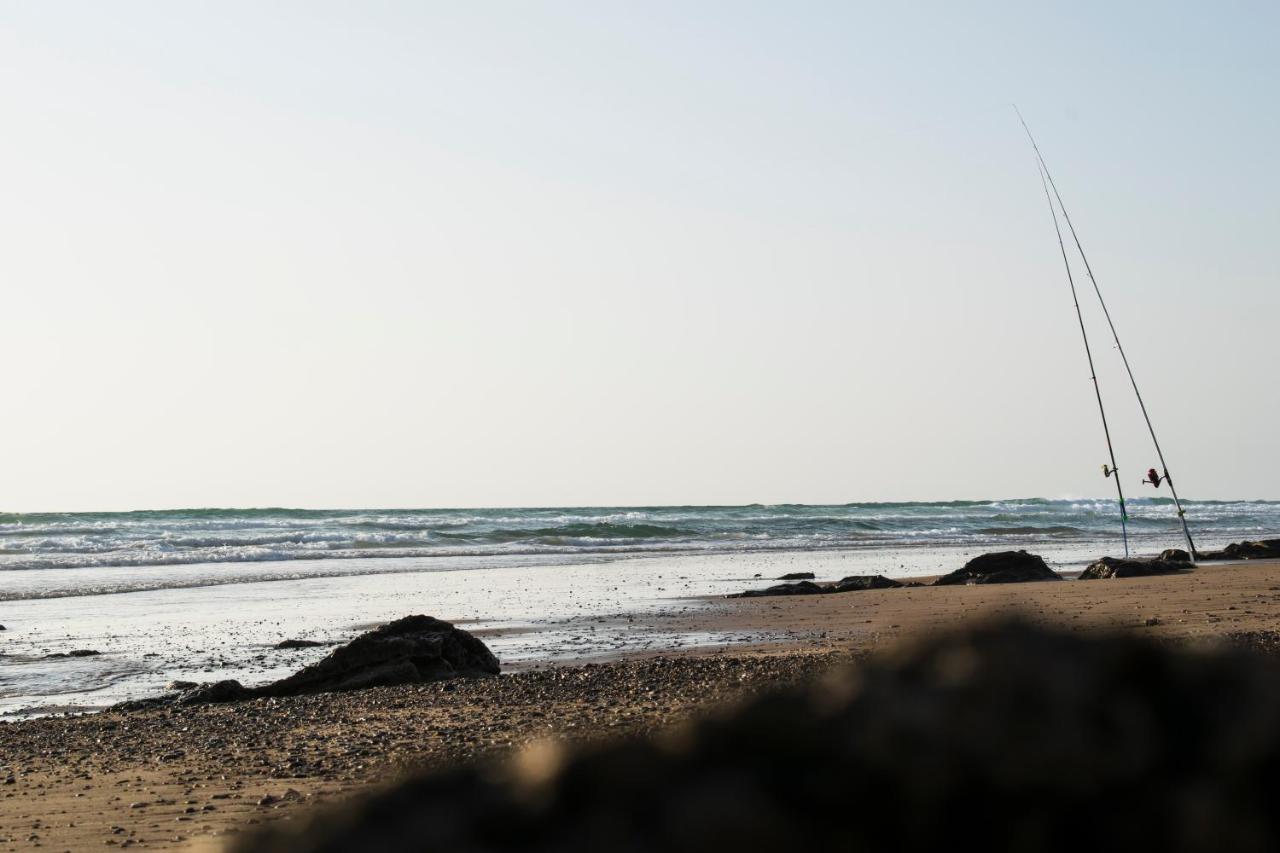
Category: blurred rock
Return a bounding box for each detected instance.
[233,620,1280,853]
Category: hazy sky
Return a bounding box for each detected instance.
[2,2,1277,511]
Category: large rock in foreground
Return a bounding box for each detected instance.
[232,620,1280,853]
[157,616,499,707]
[1078,556,1192,580]
[260,615,500,698]
[933,550,1061,585]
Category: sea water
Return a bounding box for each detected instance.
[1,499,1275,715]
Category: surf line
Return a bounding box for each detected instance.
[1017,107,1198,562]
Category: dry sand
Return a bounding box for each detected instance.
[3,558,1279,852]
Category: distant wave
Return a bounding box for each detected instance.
[976,526,1083,536]
[1,499,1276,577]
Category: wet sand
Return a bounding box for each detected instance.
[3,558,1279,851]
[681,558,1280,653]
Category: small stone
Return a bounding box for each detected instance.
[275,639,324,650]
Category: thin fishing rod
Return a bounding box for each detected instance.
[1035,160,1129,557]
[1016,107,1197,562]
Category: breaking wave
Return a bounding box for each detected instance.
[1,499,1276,578]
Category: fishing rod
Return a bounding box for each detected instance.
[1033,160,1129,557]
[1016,107,1198,562]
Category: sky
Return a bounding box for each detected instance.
[1,1,1277,511]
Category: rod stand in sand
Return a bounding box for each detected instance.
[1103,463,1130,558]
[1163,470,1199,563]
[1141,467,1197,562]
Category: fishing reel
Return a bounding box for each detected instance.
[1102,464,1117,479]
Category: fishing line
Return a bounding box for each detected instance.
[1033,157,1129,557]
[1016,106,1197,560]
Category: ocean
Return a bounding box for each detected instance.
[1,498,1275,716]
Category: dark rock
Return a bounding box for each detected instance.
[777,572,816,580]
[0,624,6,630]
[178,680,254,705]
[232,620,1280,853]
[830,575,904,592]
[1159,548,1190,562]
[275,639,324,649]
[729,575,904,599]
[933,551,1061,585]
[45,649,101,658]
[726,581,825,599]
[1078,556,1192,580]
[132,616,500,708]
[1199,539,1280,561]
[257,615,499,698]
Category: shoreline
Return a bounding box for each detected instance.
[5,557,1280,849]
[1,548,1271,717]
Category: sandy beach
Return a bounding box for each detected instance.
[3,557,1279,851]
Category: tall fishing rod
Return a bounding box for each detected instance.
[1016,108,1198,562]
[1034,160,1129,557]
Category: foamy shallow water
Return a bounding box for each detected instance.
[0,541,1125,716]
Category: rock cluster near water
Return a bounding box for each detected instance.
[233,620,1280,853]
[932,550,1061,585]
[1078,556,1193,580]
[777,572,815,580]
[1199,539,1280,561]
[727,575,903,599]
[127,616,499,709]
[831,575,905,592]
[728,551,1064,598]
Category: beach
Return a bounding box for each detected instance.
[4,555,1280,851]
[6,500,1277,717]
